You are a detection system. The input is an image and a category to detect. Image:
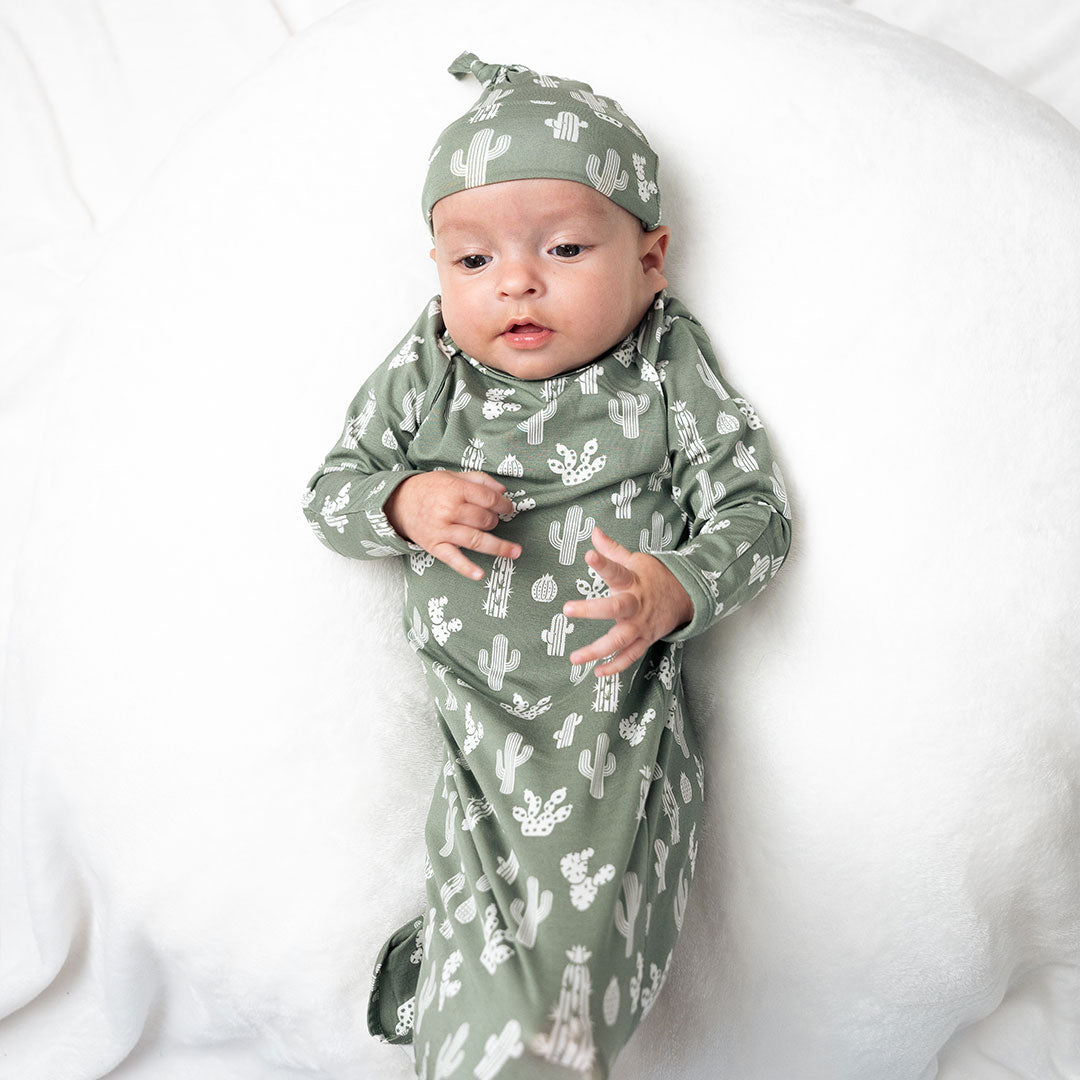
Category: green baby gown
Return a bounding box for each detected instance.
[302,290,792,1078]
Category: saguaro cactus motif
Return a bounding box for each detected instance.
[697,469,727,517]
[483,556,515,619]
[544,109,588,141]
[695,348,730,400]
[496,731,534,795]
[516,398,557,444]
[479,633,520,691]
[548,504,595,566]
[733,439,759,473]
[478,903,515,975]
[578,732,617,799]
[571,88,622,125]
[461,436,486,470]
[400,387,425,434]
[533,945,597,1071]
[611,478,641,519]
[614,872,642,957]
[586,148,629,197]
[469,87,513,123]
[474,1020,524,1080]
[541,612,575,656]
[653,838,669,893]
[639,511,673,554]
[407,607,429,652]
[343,390,377,448]
[673,868,690,932]
[576,365,602,394]
[509,874,553,948]
[592,671,621,713]
[666,696,690,759]
[608,390,651,438]
[450,128,511,188]
[662,777,682,845]
[670,400,710,464]
[553,712,583,749]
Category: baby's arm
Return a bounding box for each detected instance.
[562,528,692,677]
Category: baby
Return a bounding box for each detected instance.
[303,52,792,1079]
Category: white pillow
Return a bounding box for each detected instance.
[4,1,1079,1078]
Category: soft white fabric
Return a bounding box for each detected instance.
[845,0,1080,131]
[2,2,1079,1079]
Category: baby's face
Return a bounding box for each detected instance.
[430,178,670,381]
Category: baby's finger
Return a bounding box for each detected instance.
[430,541,485,581]
[459,473,516,519]
[568,623,633,667]
[458,470,507,494]
[448,525,521,562]
[594,637,648,677]
[563,593,639,622]
[584,546,636,591]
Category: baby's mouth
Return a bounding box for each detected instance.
[506,322,548,334]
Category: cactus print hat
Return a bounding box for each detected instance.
[422,51,662,232]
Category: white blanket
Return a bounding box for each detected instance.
[2,2,1078,1078]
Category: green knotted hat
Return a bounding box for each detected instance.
[421,51,662,233]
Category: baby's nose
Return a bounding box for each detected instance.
[496,255,544,299]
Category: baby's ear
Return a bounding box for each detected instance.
[640,225,671,289]
[429,247,437,262]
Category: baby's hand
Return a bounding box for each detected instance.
[563,527,693,677]
[383,471,521,580]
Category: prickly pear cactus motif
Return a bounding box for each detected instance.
[547,438,607,486]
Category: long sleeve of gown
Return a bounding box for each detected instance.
[649,302,793,642]
[301,299,450,559]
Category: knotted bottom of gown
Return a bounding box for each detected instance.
[367,914,425,1045]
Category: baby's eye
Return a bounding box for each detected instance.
[550,244,583,258]
[459,254,490,270]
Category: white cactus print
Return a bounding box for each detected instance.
[497,453,524,477]
[541,612,575,656]
[734,396,764,430]
[429,596,463,647]
[547,438,607,486]
[632,152,658,204]
[468,88,513,123]
[463,702,483,755]
[553,712,583,749]
[390,335,424,369]
[570,88,622,127]
[603,977,620,1027]
[586,148,629,198]
[320,481,352,533]
[560,847,616,912]
[495,732,533,795]
[474,1020,524,1080]
[531,574,558,602]
[400,387,426,434]
[575,563,609,601]
[438,950,464,1010]
[733,440,759,473]
[483,387,520,419]
[578,732,616,799]
[450,128,511,187]
[614,872,642,958]
[509,875,553,948]
[461,437,485,471]
[532,945,598,1071]
[545,110,588,141]
[611,477,641,519]
[512,787,572,837]
[479,904,515,975]
[343,392,377,448]
[670,400,710,464]
[618,708,656,748]
[500,693,552,721]
[482,556,515,619]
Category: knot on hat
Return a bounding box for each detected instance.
[448,51,526,89]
